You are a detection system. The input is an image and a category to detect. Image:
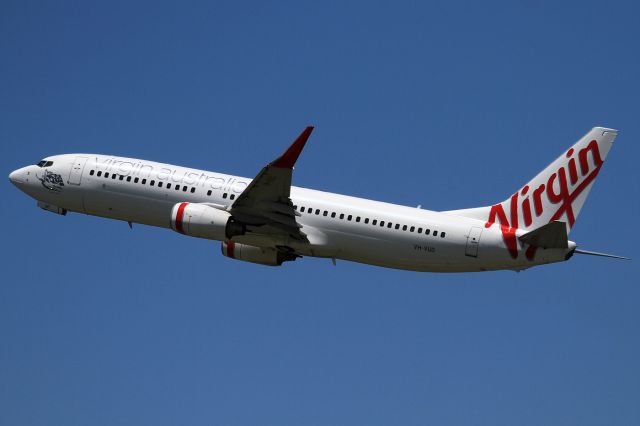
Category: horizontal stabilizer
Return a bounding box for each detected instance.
[574,249,630,260]
[518,220,568,249]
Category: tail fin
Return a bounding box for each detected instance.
[444,127,618,234]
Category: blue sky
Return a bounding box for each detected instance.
[1,1,639,425]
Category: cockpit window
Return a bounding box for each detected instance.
[36,160,54,167]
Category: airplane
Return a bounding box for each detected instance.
[8,126,628,272]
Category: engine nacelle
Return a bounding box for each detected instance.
[221,241,297,266]
[170,202,245,240]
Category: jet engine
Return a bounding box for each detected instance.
[221,241,297,266]
[170,202,245,240]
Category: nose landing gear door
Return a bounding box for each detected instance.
[68,156,89,185]
[465,227,483,258]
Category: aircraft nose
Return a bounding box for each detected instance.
[9,169,20,184]
[9,167,27,186]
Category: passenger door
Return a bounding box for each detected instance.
[68,156,89,185]
[465,227,483,257]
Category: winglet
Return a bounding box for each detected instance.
[270,126,314,169]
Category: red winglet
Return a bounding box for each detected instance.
[270,126,314,169]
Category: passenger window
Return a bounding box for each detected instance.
[112,174,117,180]
[315,209,320,215]
[410,226,415,232]
[323,211,328,216]
[364,218,369,224]
[158,182,163,188]
[441,232,446,238]
[395,224,400,230]
[293,205,298,210]
[150,180,155,186]
[89,170,95,176]
[190,187,195,193]
[388,223,393,228]
[356,217,361,222]
[433,231,438,237]
[97,171,102,177]
[167,183,172,189]
[142,179,147,184]
[372,219,377,225]
[183,187,188,192]
[105,172,110,178]
[207,190,212,196]
[223,193,227,199]
[175,185,180,190]
[331,212,336,218]
[418,228,423,233]
[126,176,131,182]
[425,229,430,235]
[230,194,236,200]
[347,215,352,221]
[380,221,385,226]
[340,213,345,219]
[301,207,306,212]
[119,175,124,181]
[134,177,139,183]
[402,225,407,231]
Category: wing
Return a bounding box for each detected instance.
[228,126,314,242]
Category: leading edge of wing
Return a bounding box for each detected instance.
[269,126,314,169]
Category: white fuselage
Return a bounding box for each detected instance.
[9,153,574,272]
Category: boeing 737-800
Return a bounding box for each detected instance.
[9,126,627,272]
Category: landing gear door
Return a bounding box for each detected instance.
[68,156,89,185]
[465,227,483,258]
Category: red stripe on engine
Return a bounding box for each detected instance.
[175,202,188,234]
[226,240,235,258]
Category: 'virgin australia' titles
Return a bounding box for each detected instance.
[95,157,249,194]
